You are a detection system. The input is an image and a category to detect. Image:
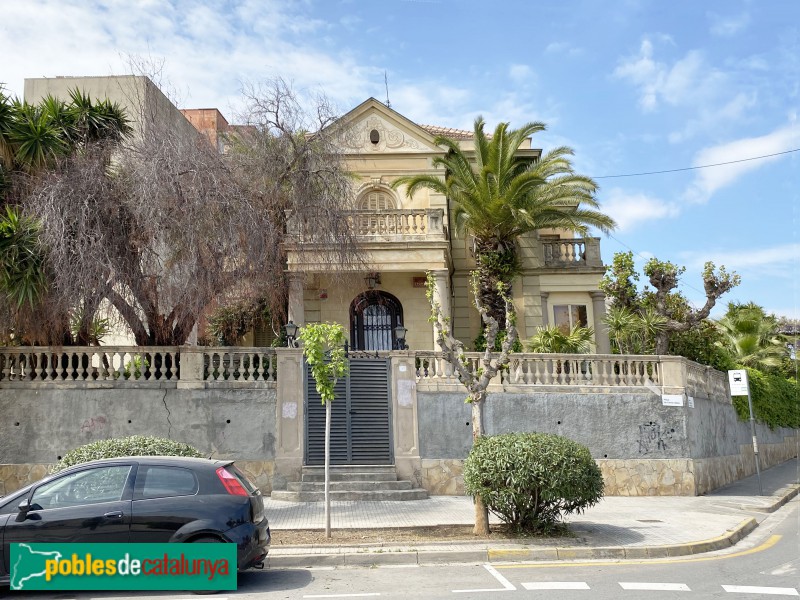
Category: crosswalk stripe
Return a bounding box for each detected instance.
[523,582,591,590]
[620,582,691,591]
[722,585,799,596]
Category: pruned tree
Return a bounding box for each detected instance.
[426,270,517,536]
[22,77,360,345]
[645,258,740,354]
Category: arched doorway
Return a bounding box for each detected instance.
[350,291,404,351]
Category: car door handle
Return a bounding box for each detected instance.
[104,511,124,519]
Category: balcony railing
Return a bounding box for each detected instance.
[286,209,446,242]
[542,237,603,268]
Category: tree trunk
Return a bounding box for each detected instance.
[324,398,332,539]
[655,330,670,355]
[471,397,490,536]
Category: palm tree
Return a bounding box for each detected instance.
[527,324,594,353]
[714,302,787,371]
[394,117,616,323]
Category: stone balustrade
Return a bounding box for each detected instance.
[0,346,730,399]
[542,237,603,268]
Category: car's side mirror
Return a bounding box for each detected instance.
[15,499,33,521]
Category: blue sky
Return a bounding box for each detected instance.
[2,0,798,318]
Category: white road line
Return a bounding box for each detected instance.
[523,582,591,590]
[620,582,691,591]
[452,563,517,593]
[723,585,799,596]
[303,594,381,599]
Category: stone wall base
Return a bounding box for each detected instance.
[418,433,799,497]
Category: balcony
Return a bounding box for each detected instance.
[541,237,603,269]
[287,209,446,243]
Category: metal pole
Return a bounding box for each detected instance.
[746,387,763,495]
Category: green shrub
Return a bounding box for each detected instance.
[732,368,800,429]
[464,432,604,533]
[52,435,204,473]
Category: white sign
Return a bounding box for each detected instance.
[728,369,749,396]
[662,394,684,407]
[687,396,694,408]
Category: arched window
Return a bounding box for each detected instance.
[350,291,404,351]
[358,190,396,211]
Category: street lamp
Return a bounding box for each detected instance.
[394,324,408,350]
[285,320,299,348]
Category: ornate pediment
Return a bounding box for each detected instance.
[333,101,441,154]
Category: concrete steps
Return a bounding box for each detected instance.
[270,465,429,502]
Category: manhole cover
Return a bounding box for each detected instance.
[637,519,663,523]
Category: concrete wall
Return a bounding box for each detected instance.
[0,387,276,495]
[416,390,799,496]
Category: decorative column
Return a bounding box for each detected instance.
[590,290,611,354]
[540,292,550,326]
[287,272,305,326]
[431,270,451,350]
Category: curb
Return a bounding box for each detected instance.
[741,484,800,513]
[266,517,760,569]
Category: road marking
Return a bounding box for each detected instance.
[453,563,517,593]
[522,582,591,590]
[496,534,782,570]
[620,582,691,591]
[303,594,381,598]
[722,585,799,596]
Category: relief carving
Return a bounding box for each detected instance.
[338,116,423,152]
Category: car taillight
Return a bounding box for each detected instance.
[216,466,248,496]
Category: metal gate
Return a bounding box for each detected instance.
[305,357,393,465]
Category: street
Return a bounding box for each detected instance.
[3,499,798,599]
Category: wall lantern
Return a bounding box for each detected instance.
[394,324,408,350]
[365,272,382,290]
[285,320,299,348]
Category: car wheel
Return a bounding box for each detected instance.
[191,536,223,595]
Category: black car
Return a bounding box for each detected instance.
[0,456,270,586]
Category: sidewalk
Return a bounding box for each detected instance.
[263,458,800,567]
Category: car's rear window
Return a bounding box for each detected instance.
[136,466,198,499]
[225,464,257,494]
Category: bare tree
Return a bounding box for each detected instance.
[426,271,518,536]
[25,78,360,345]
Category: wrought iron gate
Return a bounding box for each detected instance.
[305,357,393,465]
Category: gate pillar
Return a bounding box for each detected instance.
[274,347,305,490]
[391,352,422,488]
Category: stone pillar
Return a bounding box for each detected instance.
[287,272,305,326]
[273,347,305,490]
[590,291,611,354]
[431,270,451,350]
[177,348,204,389]
[390,353,422,488]
[540,292,550,326]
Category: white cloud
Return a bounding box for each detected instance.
[680,243,800,279]
[613,38,725,112]
[600,189,681,232]
[544,42,582,57]
[668,91,757,143]
[683,122,800,203]
[708,11,751,37]
[509,64,533,84]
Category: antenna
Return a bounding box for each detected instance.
[384,71,391,109]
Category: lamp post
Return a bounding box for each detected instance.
[285,321,299,348]
[394,324,408,350]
